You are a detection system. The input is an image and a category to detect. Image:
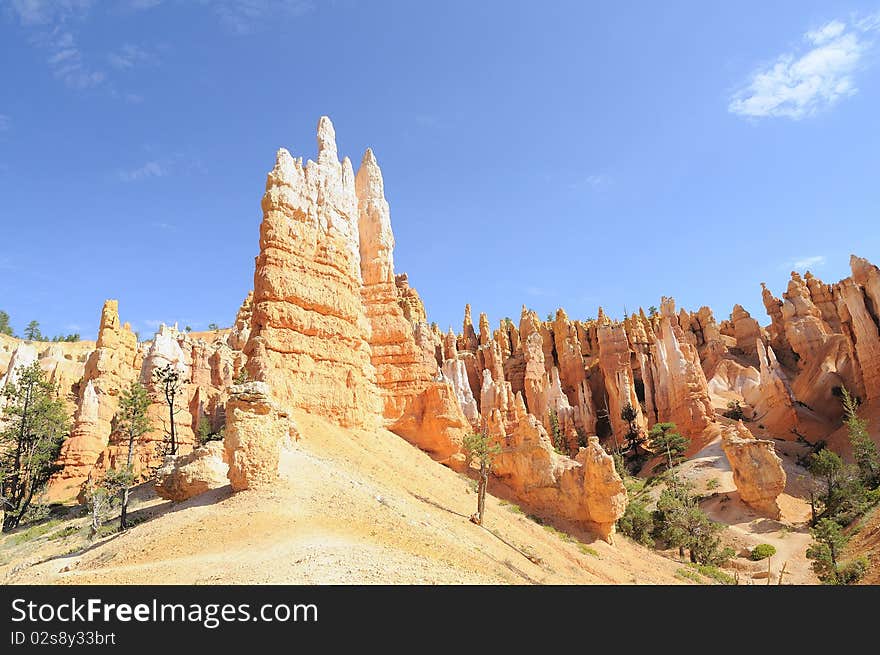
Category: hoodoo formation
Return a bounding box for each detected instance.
[3,117,880,549]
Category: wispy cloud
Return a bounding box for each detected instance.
[568,173,612,191]
[124,0,164,9]
[116,152,205,183]
[107,43,157,71]
[0,114,9,131]
[729,16,879,119]
[784,255,827,271]
[7,0,93,26]
[8,1,107,90]
[150,221,178,231]
[118,160,166,182]
[207,0,316,35]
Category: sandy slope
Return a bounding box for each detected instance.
[2,412,687,585]
[675,434,818,584]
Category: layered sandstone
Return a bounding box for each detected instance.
[646,299,714,450]
[488,394,626,541]
[721,421,786,518]
[596,308,647,443]
[244,117,380,428]
[155,441,229,502]
[225,382,296,491]
[47,301,140,501]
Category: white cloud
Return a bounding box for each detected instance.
[118,161,166,182]
[568,173,612,190]
[150,221,177,231]
[207,0,315,35]
[729,18,879,119]
[788,255,827,270]
[8,0,93,25]
[22,19,106,89]
[805,20,846,45]
[107,44,156,71]
[125,0,164,9]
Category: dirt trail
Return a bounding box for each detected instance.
[677,435,817,584]
[3,412,687,585]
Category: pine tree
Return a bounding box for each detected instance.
[0,310,13,337]
[23,320,42,341]
[116,381,151,530]
[461,431,501,526]
[806,518,847,584]
[153,364,187,456]
[649,422,689,472]
[841,387,879,489]
[0,362,69,531]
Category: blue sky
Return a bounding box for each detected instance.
[1,1,879,340]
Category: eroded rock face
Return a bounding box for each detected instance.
[721,422,786,518]
[244,117,380,429]
[731,304,762,364]
[225,382,296,492]
[155,441,229,502]
[227,291,253,353]
[47,300,140,501]
[357,148,440,425]
[647,298,714,450]
[489,397,626,542]
[597,308,647,442]
[836,275,880,401]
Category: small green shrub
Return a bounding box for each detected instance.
[723,400,745,421]
[676,568,704,584]
[689,563,736,585]
[3,519,63,546]
[617,498,655,547]
[838,556,869,584]
[578,544,599,557]
[49,524,82,541]
[750,543,777,561]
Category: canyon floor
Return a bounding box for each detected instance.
[1,412,686,585]
[1,411,831,585]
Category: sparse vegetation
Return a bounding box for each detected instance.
[617,498,654,547]
[23,320,42,341]
[115,381,151,530]
[85,468,129,540]
[806,518,867,585]
[0,310,13,336]
[461,431,501,526]
[233,367,252,385]
[196,416,223,444]
[706,478,720,490]
[653,482,733,566]
[0,362,70,532]
[620,403,645,455]
[689,563,736,585]
[578,544,599,557]
[648,422,689,473]
[750,543,776,561]
[153,363,188,456]
[2,518,64,546]
[841,387,879,489]
[548,409,567,455]
[723,400,745,421]
[675,567,703,583]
